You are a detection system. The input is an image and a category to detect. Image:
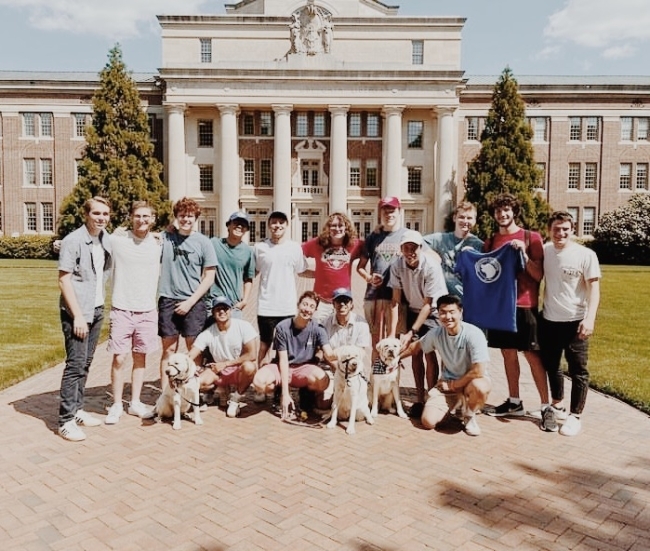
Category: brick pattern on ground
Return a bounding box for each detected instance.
[1,274,649,550]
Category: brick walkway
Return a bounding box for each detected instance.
[1,273,649,550]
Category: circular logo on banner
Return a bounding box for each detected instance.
[474,257,502,283]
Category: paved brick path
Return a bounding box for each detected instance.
[1,273,649,550]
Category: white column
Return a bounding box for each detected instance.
[272,104,293,219]
[382,106,405,199]
[435,106,457,231]
[165,103,186,202]
[217,104,240,236]
[328,105,350,214]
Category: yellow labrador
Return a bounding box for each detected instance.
[326,345,374,435]
[370,338,407,419]
[151,353,203,430]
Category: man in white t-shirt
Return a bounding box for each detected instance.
[539,211,601,437]
[189,296,258,418]
[254,211,308,368]
[105,201,162,425]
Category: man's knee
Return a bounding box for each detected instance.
[422,391,449,429]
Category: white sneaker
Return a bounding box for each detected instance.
[559,414,581,437]
[226,392,242,418]
[59,420,86,441]
[105,403,123,425]
[127,401,152,418]
[464,415,481,437]
[253,391,267,403]
[74,409,102,427]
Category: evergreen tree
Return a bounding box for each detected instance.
[464,67,550,238]
[58,45,171,237]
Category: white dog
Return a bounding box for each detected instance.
[326,345,374,435]
[370,337,407,419]
[150,353,203,430]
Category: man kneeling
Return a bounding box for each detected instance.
[189,296,258,417]
[401,294,491,436]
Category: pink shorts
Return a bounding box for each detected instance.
[108,308,160,355]
[258,363,322,387]
[212,364,240,388]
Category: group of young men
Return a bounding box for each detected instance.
[56,192,600,441]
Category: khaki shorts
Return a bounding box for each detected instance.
[364,299,406,337]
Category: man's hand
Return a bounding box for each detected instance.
[73,316,89,339]
[577,320,594,340]
[174,300,193,316]
[281,391,295,420]
[437,379,456,394]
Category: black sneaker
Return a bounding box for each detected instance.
[540,406,559,432]
[409,402,424,419]
[488,399,525,417]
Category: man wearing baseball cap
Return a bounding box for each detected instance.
[189,295,258,417]
[322,287,371,351]
[209,211,255,319]
[389,229,448,419]
[357,196,408,360]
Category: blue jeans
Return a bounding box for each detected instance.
[539,318,590,415]
[59,307,104,426]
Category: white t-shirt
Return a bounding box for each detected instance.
[110,231,161,312]
[543,241,601,322]
[254,239,308,317]
[91,237,105,308]
[193,318,257,362]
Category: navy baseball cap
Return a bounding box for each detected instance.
[227,211,250,227]
[211,296,234,309]
[332,288,353,302]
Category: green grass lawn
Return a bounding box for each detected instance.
[1,260,649,414]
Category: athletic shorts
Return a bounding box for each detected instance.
[257,315,292,345]
[406,309,438,339]
[257,362,323,387]
[108,308,159,355]
[487,307,540,351]
[158,296,208,339]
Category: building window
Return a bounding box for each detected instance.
[467,117,479,141]
[197,120,213,147]
[349,160,361,187]
[585,117,599,141]
[242,113,254,135]
[148,114,157,141]
[260,159,272,187]
[366,159,378,187]
[296,113,308,137]
[536,162,547,189]
[407,120,423,148]
[24,159,36,186]
[584,162,597,190]
[349,112,361,137]
[407,166,422,194]
[25,202,37,232]
[200,39,212,63]
[260,112,273,136]
[637,118,649,141]
[367,113,379,137]
[619,163,632,189]
[583,207,596,236]
[621,117,633,141]
[301,160,319,187]
[41,159,53,187]
[313,113,326,137]
[74,114,87,138]
[199,165,214,192]
[569,117,581,141]
[243,159,255,186]
[42,202,54,232]
[567,207,579,232]
[40,113,53,137]
[533,117,547,142]
[568,163,580,189]
[23,113,36,137]
[636,163,648,190]
[412,40,424,65]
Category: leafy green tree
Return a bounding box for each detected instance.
[464,67,550,239]
[591,194,650,265]
[58,45,171,237]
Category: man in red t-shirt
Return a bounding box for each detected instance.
[483,194,551,424]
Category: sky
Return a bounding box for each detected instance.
[0,0,649,77]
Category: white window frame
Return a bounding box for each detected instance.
[40,159,53,187]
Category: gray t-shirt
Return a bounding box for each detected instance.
[159,231,218,300]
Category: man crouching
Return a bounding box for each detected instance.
[401,294,491,436]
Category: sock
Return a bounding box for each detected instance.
[509,397,521,405]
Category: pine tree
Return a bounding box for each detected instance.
[58,45,171,237]
[464,67,550,239]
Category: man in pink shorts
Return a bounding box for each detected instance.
[252,291,336,419]
[189,296,258,417]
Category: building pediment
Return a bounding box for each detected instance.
[225,0,399,17]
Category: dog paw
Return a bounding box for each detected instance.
[345,426,356,435]
[370,409,379,418]
[366,416,375,425]
[195,417,204,426]
[397,410,408,419]
[172,423,182,430]
[326,421,336,429]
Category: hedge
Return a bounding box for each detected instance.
[0,235,58,259]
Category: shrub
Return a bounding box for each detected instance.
[591,194,650,265]
[0,235,57,259]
